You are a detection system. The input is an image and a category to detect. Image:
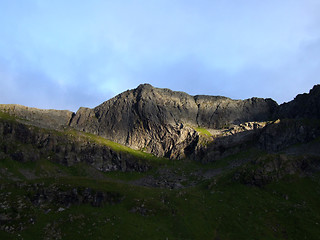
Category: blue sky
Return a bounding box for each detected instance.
[0,0,319,111]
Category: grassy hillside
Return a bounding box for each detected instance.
[1,110,320,239]
[1,153,320,239]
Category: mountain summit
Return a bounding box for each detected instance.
[1,84,319,160]
[1,84,320,239]
[69,83,277,158]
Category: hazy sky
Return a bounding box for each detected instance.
[0,0,319,111]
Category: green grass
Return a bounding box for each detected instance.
[0,110,17,122]
[83,132,163,161]
[194,127,212,137]
[0,142,320,240]
[1,171,320,240]
[2,108,320,239]
[62,130,169,166]
[1,109,168,165]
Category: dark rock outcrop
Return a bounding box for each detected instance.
[69,84,277,158]
[29,184,123,208]
[193,127,260,163]
[0,104,74,130]
[277,84,320,119]
[2,84,320,163]
[258,119,320,152]
[0,119,150,172]
[234,154,320,186]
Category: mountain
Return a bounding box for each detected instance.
[1,84,320,239]
[277,84,320,119]
[1,83,320,166]
[69,84,277,159]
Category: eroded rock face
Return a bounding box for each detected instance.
[258,119,320,152]
[195,95,277,128]
[2,84,320,162]
[277,84,320,119]
[0,104,74,130]
[0,120,150,172]
[70,84,278,158]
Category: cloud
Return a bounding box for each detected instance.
[0,54,114,111]
[0,0,320,110]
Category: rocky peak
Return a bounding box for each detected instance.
[277,84,320,119]
[309,84,320,95]
[2,84,319,161]
[69,84,278,158]
[135,83,154,92]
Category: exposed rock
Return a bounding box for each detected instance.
[277,84,320,119]
[195,95,277,128]
[1,84,320,164]
[0,119,150,173]
[29,184,123,208]
[70,84,278,158]
[234,154,320,186]
[190,121,268,162]
[258,119,320,152]
[0,104,74,130]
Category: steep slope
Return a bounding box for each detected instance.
[255,84,320,153]
[1,84,320,240]
[2,84,320,161]
[70,84,277,158]
[277,84,320,119]
[0,112,152,173]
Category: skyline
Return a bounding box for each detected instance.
[0,0,319,111]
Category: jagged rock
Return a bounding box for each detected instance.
[258,119,320,152]
[70,84,277,158]
[195,95,277,128]
[0,120,150,173]
[1,84,320,164]
[190,121,269,162]
[277,84,320,119]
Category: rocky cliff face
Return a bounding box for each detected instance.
[1,84,320,162]
[69,84,277,158]
[277,84,320,119]
[258,119,320,152]
[0,104,74,130]
[0,119,150,172]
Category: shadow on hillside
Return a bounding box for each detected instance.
[190,118,320,163]
[187,123,276,163]
[186,129,259,164]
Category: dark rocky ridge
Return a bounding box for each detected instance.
[1,84,320,161]
[277,84,320,119]
[258,119,320,152]
[0,119,150,173]
[69,84,278,158]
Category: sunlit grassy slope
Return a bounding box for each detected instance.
[194,127,212,137]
